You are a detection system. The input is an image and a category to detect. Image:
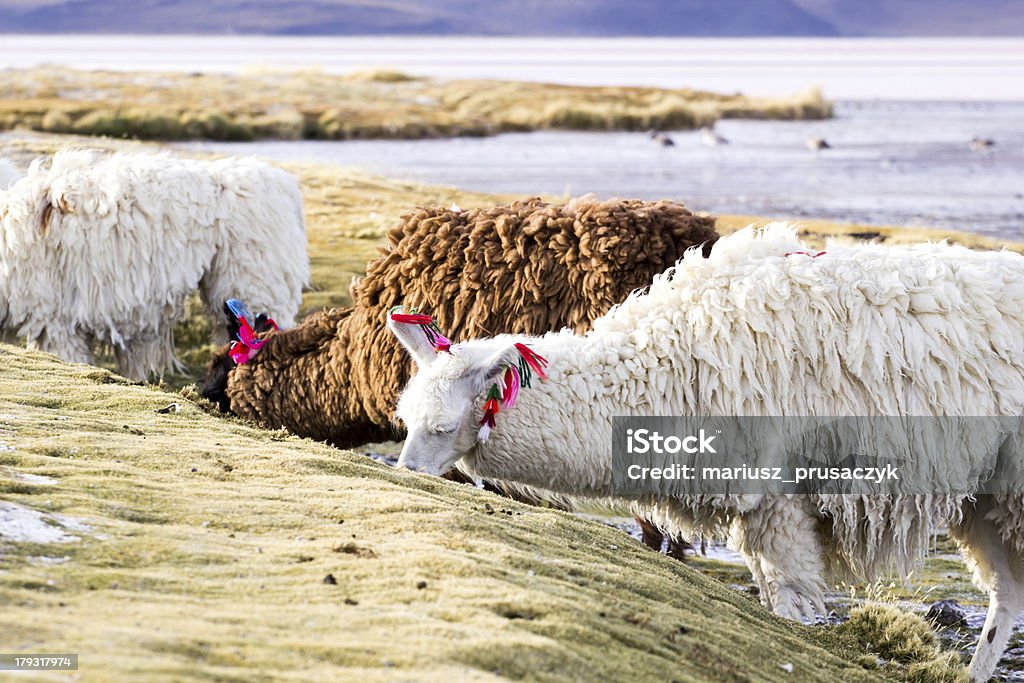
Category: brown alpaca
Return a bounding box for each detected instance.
[202,196,718,550]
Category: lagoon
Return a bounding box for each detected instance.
[180,101,1024,238]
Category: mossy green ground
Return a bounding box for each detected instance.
[2,345,894,682]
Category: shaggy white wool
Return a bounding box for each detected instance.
[0,158,21,190]
[0,150,309,379]
[393,225,1024,680]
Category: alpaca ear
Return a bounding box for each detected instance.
[222,300,242,342]
[471,344,521,388]
[388,313,440,367]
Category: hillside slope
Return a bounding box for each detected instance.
[0,344,887,681]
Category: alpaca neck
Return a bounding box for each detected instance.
[465,331,643,498]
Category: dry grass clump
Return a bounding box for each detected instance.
[837,605,968,682]
[0,67,832,142]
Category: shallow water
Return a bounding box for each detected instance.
[179,100,1024,239]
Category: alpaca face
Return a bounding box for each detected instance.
[394,354,481,475]
[390,314,521,475]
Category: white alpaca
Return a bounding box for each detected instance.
[0,150,309,380]
[391,225,1024,682]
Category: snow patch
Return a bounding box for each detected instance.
[0,502,89,544]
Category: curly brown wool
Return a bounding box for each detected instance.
[202,195,718,449]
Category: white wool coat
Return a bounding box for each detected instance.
[0,150,309,379]
[0,158,20,190]
[399,225,1024,575]
[395,224,1024,679]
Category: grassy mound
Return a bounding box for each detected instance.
[0,344,893,681]
[0,67,832,142]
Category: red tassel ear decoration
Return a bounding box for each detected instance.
[389,306,453,353]
[514,342,548,381]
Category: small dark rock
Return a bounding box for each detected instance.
[296,556,314,563]
[190,467,198,473]
[416,581,428,590]
[344,597,358,605]
[926,599,967,628]
[334,542,377,558]
[678,625,689,635]
[322,574,337,585]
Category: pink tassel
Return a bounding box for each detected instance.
[502,366,520,409]
[476,344,544,443]
[229,341,260,365]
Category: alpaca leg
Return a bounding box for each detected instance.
[637,515,666,552]
[666,534,695,561]
[115,330,178,382]
[730,497,827,621]
[951,495,1024,682]
[29,328,94,366]
[731,534,771,610]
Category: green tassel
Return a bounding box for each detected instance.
[518,356,533,388]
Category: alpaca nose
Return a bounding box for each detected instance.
[396,449,428,474]
[396,448,448,477]
[396,457,437,476]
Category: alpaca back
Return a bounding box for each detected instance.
[594,224,1024,419]
[350,195,718,429]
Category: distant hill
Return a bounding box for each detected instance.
[0,0,1022,36]
[790,0,1024,36]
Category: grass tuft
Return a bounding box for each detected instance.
[838,604,968,682]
